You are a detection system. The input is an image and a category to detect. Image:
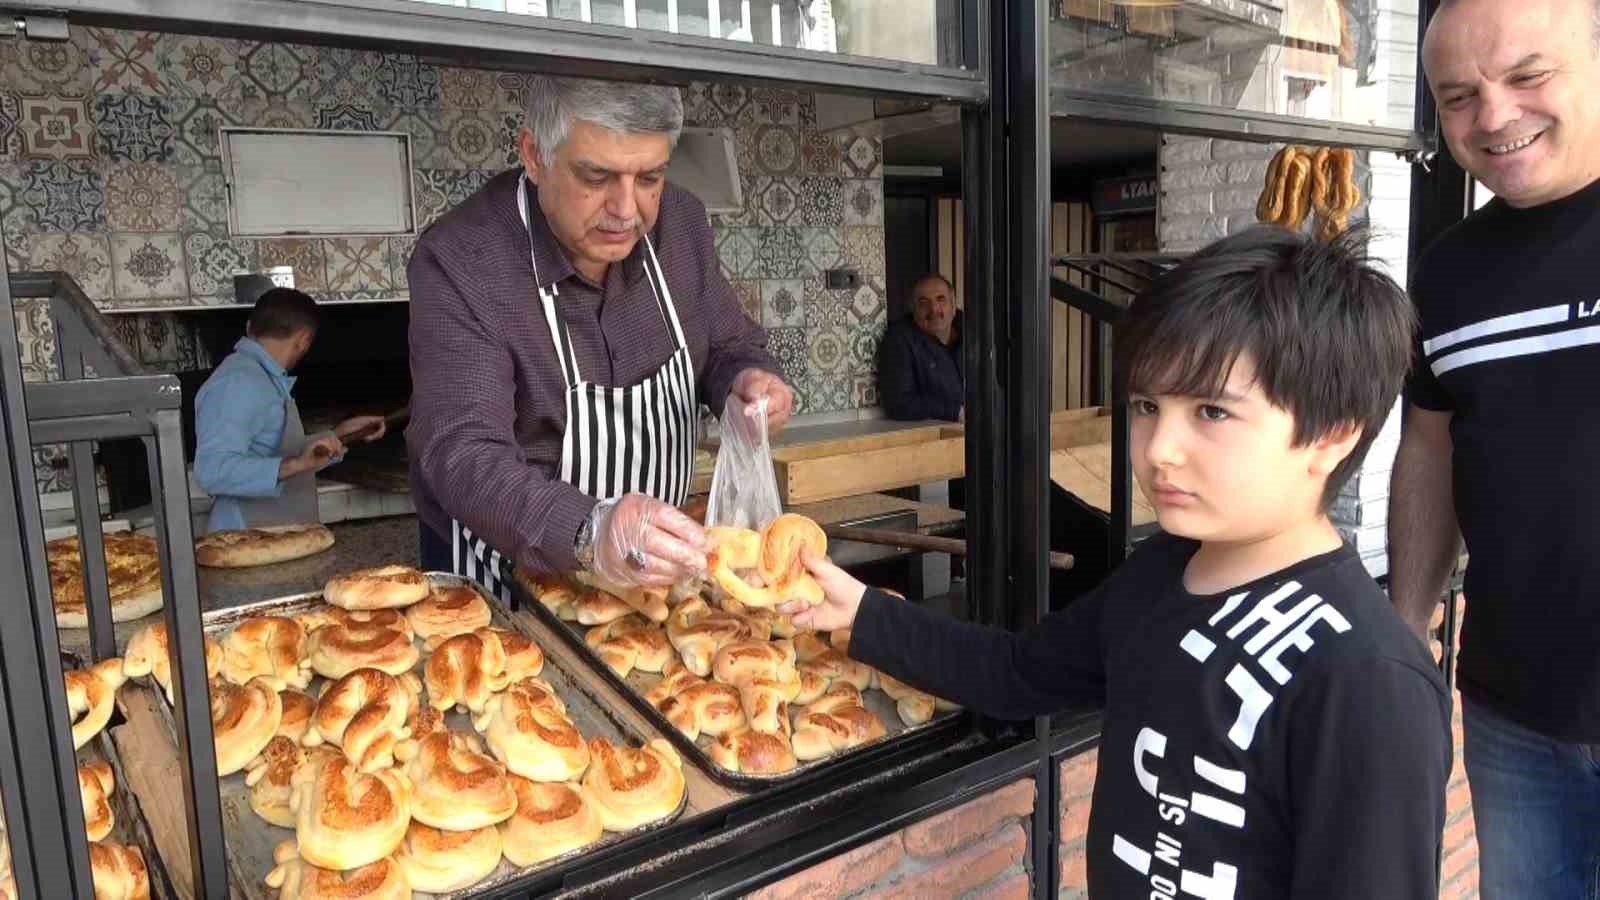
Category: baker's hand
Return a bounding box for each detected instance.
[730,368,794,434]
[591,493,709,588]
[281,435,345,480]
[336,415,387,443]
[780,547,866,632]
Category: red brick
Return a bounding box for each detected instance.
[965,871,1030,900]
[1059,749,1099,798]
[1059,842,1088,890]
[745,832,905,900]
[860,822,1027,900]
[904,780,1036,858]
[1058,795,1091,843]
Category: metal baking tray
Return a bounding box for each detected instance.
[148,573,687,900]
[506,571,964,791]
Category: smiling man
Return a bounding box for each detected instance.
[407,76,794,599]
[1388,0,1600,896]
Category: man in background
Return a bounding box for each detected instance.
[878,273,963,422]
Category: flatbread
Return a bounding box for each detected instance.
[194,524,335,569]
[48,532,165,629]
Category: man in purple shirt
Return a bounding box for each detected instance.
[407,76,794,598]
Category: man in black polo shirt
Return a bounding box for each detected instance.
[1388,0,1600,896]
[878,273,963,422]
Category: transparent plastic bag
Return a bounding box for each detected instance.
[704,395,783,530]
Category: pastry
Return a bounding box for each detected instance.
[65,659,128,750]
[213,676,284,776]
[502,675,568,717]
[47,532,163,629]
[499,777,602,867]
[1257,145,1294,224]
[323,565,430,611]
[617,585,670,624]
[797,649,874,693]
[194,524,335,569]
[304,618,418,680]
[756,514,827,601]
[475,689,590,782]
[295,608,413,641]
[277,690,317,743]
[88,843,150,900]
[712,639,802,735]
[1282,150,1314,229]
[487,627,545,683]
[877,672,938,726]
[424,629,510,714]
[303,669,415,773]
[706,728,798,776]
[666,597,758,677]
[79,759,115,842]
[245,738,341,829]
[222,616,312,691]
[791,686,887,761]
[289,756,411,871]
[394,821,501,894]
[586,616,673,678]
[122,622,223,704]
[395,731,516,831]
[829,629,851,654]
[527,577,580,621]
[581,738,685,831]
[404,584,492,640]
[573,590,635,626]
[659,680,745,741]
[264,840,409,900]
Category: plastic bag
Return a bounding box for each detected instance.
[704,395,783,530]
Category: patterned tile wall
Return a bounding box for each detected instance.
[2,28,887,490]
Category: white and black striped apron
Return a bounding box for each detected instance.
[450,176,699,601]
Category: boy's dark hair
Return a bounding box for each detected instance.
[248,288,320,340]
[1115,225,1416,509]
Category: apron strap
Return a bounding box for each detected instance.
[641,235,691,352]
[519,176,581,389]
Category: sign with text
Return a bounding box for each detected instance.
[1092,175,1159,217]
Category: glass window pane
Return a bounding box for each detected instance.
[401,0,964,67]
[1051,0,1417,131]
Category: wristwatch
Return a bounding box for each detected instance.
[574,498,617,569]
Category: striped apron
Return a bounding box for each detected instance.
[450,176,698,601]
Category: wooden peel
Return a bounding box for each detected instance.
[821,524,1076,571]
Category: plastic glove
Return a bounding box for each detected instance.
[590,493,709,589]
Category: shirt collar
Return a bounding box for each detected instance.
[235,337,296,391]
[520,178,648,291]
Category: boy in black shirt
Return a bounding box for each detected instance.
[784,227,1452,899]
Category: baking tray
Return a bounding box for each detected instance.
[506,570,964,791]
[148,573,687,900]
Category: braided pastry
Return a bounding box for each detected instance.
[222,616,312,691]
[666,597,760,677]
[88,843,150,900]
[1314,147,1362,240]
[707,728,798,775]
[791,685,887,762]
[500,777,603,867]
[1257,145,1295,224]
[581,738,685,831]
[475,688,590,782]
[122,622,222,704]
[213,676,285,776]
[288,756,411,871]
[586,616,673,678]
[66,659,128,750]
[423,629,509,714]
[264,840,409,900]
[1281,151,1314,229]
[394,821,501,894]
[303,669,415,773]
[648,661,746,741]
[245,738,342,828]
[706,517,827,609]
[304,618,417,680]
[79,759,116,842]
[395,731,516,831]
[404,584,492,640]
[323,565,430,611]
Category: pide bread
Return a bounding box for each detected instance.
[194,524,334,569]
[48,532,163,629]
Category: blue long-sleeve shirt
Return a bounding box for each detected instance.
[194,337,294,531]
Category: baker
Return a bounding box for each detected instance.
[407,75,793,599]
[193,287,388,533]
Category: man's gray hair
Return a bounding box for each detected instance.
[524,76,683,167]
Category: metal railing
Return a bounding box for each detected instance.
[0,269,227,898]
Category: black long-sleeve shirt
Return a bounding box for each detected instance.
[851,533,1451,900]
[877,314,963,421]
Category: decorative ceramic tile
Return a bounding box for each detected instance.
[110,232,186,299]
[799,128,841,176]
[440,67,495,110]
[841,225,886,276]
[434,109,499,169]
[0,94,21,161]
[33,445,70,493]
[842,135,883,179]
[86,29,166,95]
[317,102,384,131]
[327,290,403,302]
[1,33,93,96]
[494,73,532,113]
[238,41,313,101]
[800,227,842,275]
[806,324,850,375]
[158,35,243,101]
[412,170,449,228]
[235,97,315,130]
[753,226,808,279]
[495,112,524,167]
[106,162,182,232]
[94,93,176,161]
[387,109,441,172]
[767,325,808,383]
[849,276,888,326]
[755,177,798,226]
[17,160,105,231]
[179,160,229,234]
[310,47,381,109]
[715,227,760,280]
[257,239,327,293]
[183,232,256,297]
[849,323,885,375]
[760,279,805,328]
[1,176,28,269]
[13,297,59,383]
[797,93,818,127]
[708,83,751,125]
[809,375,851,413]
[18,96,96,160]
[851,375,878,409]
[802,281,850,329]
[388,235,418,289]
[372,55,440,109]
[26,233,114,301]
[174,316,203,369]
[138,312,179,363]
[795,176,844,227]
[325,237,394,292]
[749,87,801,126]
[109,315,139,355]
[680,82,712,126]
[413,170,496,226]
[753,124,799,177]
[844,179,883,226]
[729,279,761,323]
[711,173,761,228]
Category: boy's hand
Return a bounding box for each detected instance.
[780,547,867,632]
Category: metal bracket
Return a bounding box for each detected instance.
[1403,148,1439,173]
[14,14,69,40]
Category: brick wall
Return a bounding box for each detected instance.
[1056,748,1096,899]
[747,779,1035,899]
